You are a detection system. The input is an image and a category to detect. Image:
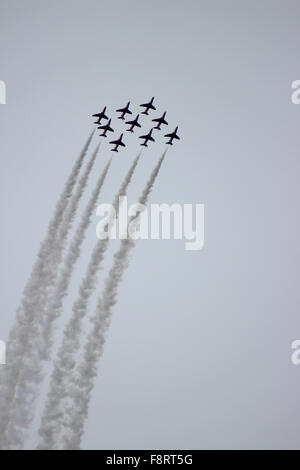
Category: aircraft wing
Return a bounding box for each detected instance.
[120,141,126,147]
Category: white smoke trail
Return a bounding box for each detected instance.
[0,130,94,448]
[62,151,166,450]
[2,157,110,448]
[41,158,112,362]
[37,152,141,450]
[2,142,100,450]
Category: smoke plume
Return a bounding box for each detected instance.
[62,151,166,449]
[0,130,94,449]
[37,152,141,450]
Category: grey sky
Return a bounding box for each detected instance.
[0,0,300,449]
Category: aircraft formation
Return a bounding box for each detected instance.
[92,97,180,152]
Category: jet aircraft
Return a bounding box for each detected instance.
[98,118,114,137]
[116,102,132,120]
[164,126,180,145]
[109,133,126,152]
[139,128,155,147]
[126,114,142,133]
[92,106,108,124]
[140,97,156,115]
[152,111,168,130]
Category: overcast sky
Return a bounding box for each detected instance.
[0,0,300,449]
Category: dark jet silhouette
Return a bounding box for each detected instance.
[140,96,156,115]
[139,128,155,147]
[126,114,142,133]
[116,101,132,120]
[109,133,126,152]
[92,106,108,125]
[164,126,180,145]
[152,111,168,130]
[98,118,114,137]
